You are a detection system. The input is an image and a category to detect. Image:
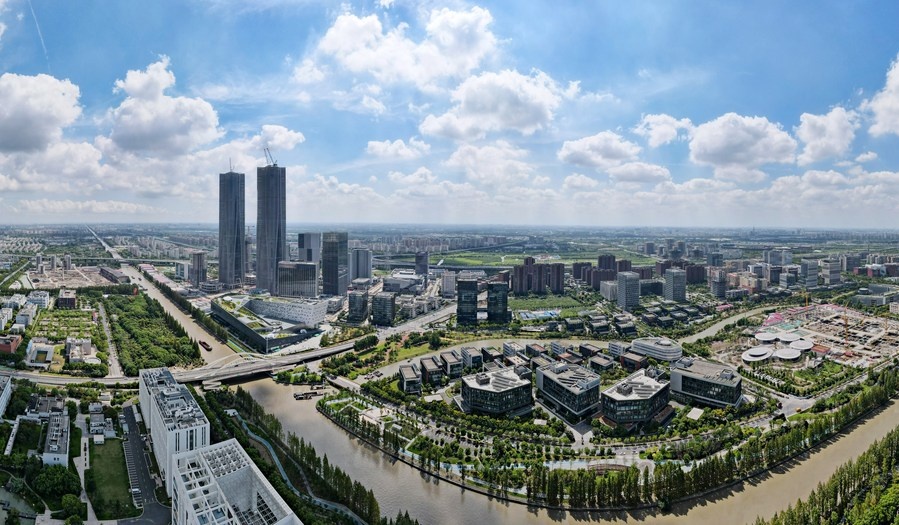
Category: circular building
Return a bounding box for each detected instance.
[790,339,814,351]
[755,332,777,343]
[742,345,774,364]
[778,332,801,343]
[774,347,802,362]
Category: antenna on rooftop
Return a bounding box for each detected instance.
[229,157,233,172]
[264,147,277,166]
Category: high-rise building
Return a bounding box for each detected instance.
[277,262,318,297]
[351,248,373,280]
[347,291,369,324]
[512,258,547,295]
[218,171,245,288]
[709,268,728,299]
[63,254,72,271]
[256,165,287,294]
[441,271,456,298]
[707,252,724,267]
[802,260,819,288]
[456,278,479,326]
[322,232,349,296]
[189,252,207,286]
[486,281,510,324]
[663,268,687,302]
[297,232,321,267]
[597,254,616,271]
[821,259,842,285]
[616,259,632,273]
[415,251,429,281]
[644,242,655,255]
[572,262,593,281]
[549,263,565,294]
[372,292,396,326]
[617,271,640,311]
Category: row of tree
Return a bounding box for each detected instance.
[142,270,230,341]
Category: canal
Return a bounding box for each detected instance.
[242,377,899,525]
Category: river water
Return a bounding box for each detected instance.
[242,377,899,525]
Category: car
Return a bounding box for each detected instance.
[131,488,141,494]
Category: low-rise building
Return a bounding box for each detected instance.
[669,357,742,408]
[601,369,670,425]
[15,302,38,327]
[502,341,524,357]
[588,354,615,372]
[460,347,483,369]
[0,334,22,354]
[171,438,302,525]
[480,346,502,363]
[2,294,26,310]
[42,413,70,466]
[419,356,444,386]
[57,289,77,309]
[536,363,601,420]
[620,352,648,372]
[398,364,422,394]
[26,290,51,308]
[26,394,65,419]
[459,368,533,416]
[65,337,94,363]
[0,376,12,418]
[24,338,54,369]
[630,337,684,361]
[440,351,463,378]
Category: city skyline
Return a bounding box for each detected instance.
[1,2,899,227]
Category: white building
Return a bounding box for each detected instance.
[26,290,51,309]
[171,438,302,525]
[65,337,96,364]
[663,269,686,302]
[3,294,27,310]
[630,337,684,361]
[247,297,329,328]
[0,307,12,328]
[42,413,70,466]
[441,270,456,298]
[15,303,38,326]
[139,368,211,495]
[0,376,12,418]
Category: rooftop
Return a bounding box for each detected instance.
[539,363,601,393]
[399,364,420,381]
[44,413,70,457]
[462,368,530,393]
[603,369,668,402]
[141,368,208,431]
[671,358,740,387]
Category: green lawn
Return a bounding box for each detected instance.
[88,439,139,520]
[509,294,584,312]
[393,343,434,362]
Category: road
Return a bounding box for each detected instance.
[119,405,171,525]
[0,260,28,288]
[679,305,774,344]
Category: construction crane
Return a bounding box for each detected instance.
[264,147,277,166]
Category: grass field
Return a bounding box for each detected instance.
[509,295,585,312]
[88,439,139,519]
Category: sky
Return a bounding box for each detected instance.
[1,1,899,228]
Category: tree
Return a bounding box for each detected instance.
[62,493,85,519]
[5,509,19,525]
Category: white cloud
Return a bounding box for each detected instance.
[293,59,325,85]
[562,173,599,191]
[388,167,436,185]
[316,7,496,91]
[446,141,534,185]
[108,56,222,154]
[856,151,878,163]
[607,162,671,183]
[795,107,858,165]
[862,53,899,137]
[689,112,796,182]
[557,131,641,169]
[366,137,430,159]
[420,69,564,139]
[0,73,82,152]
[14,199,165,215]
[633,114,693,147]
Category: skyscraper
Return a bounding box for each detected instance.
[663,268,687,302]
[415,251,429,280]
[190,252,207,286]
[219,171,245,288]
[351,248,373,280]
[487,281,510,324]
[457,279,479,326]
[256,164,287,294]
[298,233,321,267]
[322,232,349,296]
[617,271,640,311]
[549,263,565,294]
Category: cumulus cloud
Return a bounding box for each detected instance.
[108,56,222,154]
[446,141,534,185]
[562,173,599,191]
[633,114,693,147]
[862,53,899,137]
[293,59,325,85]
[14,199,165,215]
[316,7,496,91]
[367,137,430,159]
[689,112,796,182]
[420,69,564,139]
[856,151,878,163]
[557,131,641,169]
[0,73,82,152]
[795,107,858,165]
[607,162,671,183]
[387,167,436,185]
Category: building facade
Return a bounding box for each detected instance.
[601,369,670,425]
[218,171,246,287]
[456,278,479,326]
[347,291,369,324]
[256,165,288,294]
[351,248,373,280]
[297,232,321,267]
[277,262,318,298]
[371,292,396,326]
[663,268,686,302]
[536,363,601,419]
[460,369,533,415]
[322,232,349,296]
[190,251,207,286]
[617,271,640,311]
[669,357,742,408]
[486,281,510,324]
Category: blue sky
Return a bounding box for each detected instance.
[1,0,899,227]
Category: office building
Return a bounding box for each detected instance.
[601,369,670,425]
[441,271,456,298]
[821,259,842,285]
[644,242,655,255]
[277,262,318,298]
[486,281,510,324]
[669,358,742,408]
[460,347,483,369]
[456,278,479,326]
[536,363,601,419]
[190,251,207,286]
[617,271,640,311]
[663,268,686,302]
[419,356,444,385]
[171,438,302,525]
[26,290,50,309]
[297,232,321,267]
[415,251,429,280]
[256,164,288,294]
[347,291,369,324]
[630,337,684,361]
[42,413,70,466]
[398,364,422,394]
[709,268,728,299]
[459,368,533,416]
[0,335,22,354]
[371,292,396,326]
[440,351,463,378]
[351,248,373,281]
[219,171,246,287]
[139,368,210,495]
[707,252,724,267]
[322,232,349,296]
[57,289,77,309]
[802,260,819,288]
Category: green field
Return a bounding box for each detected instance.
[88,439,139,519]
[509,295,585,311]
[31,309,97,341]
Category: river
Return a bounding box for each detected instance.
[241,377,899,525]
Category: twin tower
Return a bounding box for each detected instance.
[218,165,286,292]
